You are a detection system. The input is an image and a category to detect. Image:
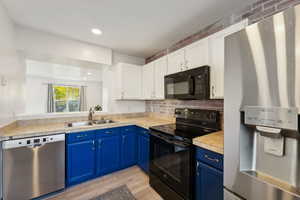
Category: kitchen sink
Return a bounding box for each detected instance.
[67,121,93,127]
[67,120,115,127]
[93,119,115,124]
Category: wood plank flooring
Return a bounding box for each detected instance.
[46,166,163,200]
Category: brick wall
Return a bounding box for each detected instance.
[146,100,223,115]
[146,0,300,115]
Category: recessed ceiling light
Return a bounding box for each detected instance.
[91,28,102,35]
[87,72,92,75]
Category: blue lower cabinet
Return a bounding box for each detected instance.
[66,140,96,186]
[66,126,147,187]
[120,126,138,168]
[137,129,150,173]
[96,135,121,176]
[195,147,224,200]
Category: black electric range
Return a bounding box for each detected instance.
[149,108,221,200]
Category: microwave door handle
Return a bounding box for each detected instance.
[188,76,195,95]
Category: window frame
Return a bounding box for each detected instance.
[53,85,81,113]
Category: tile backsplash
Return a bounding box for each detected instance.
[146,100,223,116]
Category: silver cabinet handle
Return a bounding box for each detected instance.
[122,135,126,144]
[211,86,215,98]
[92,140,95,151]
[196,160,200,176]
[98,140,102,149]
[204,155,219,163]
[185,60,189,69]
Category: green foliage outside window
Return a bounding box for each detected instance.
[53,86,80,112]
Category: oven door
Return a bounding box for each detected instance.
[164,66,210,100]
[149,131,192,199]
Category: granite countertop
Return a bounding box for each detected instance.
[0,117,173,141]
[193,131,224,155]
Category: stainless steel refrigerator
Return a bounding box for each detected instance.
[224,4,300,200]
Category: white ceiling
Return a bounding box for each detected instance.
[2,0,255,58]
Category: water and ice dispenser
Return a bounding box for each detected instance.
[240,106,300,193]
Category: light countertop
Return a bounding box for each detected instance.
[0,117,173,141]
[193,131,224,154]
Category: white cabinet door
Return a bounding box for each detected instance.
[167,49,185,75]
[209,19,248,99]
[142,63,155,99]
[184,38,209,70]
[115,63,142,99]
[154,57,168,99]
[209,32,225,99]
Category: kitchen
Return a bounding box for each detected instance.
[0,0,299,200]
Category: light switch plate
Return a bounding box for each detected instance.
[0,76,8,86]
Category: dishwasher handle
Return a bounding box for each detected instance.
[2,134,65,149]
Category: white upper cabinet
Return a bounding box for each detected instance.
[142,57,168,100]
[114,63,143,100]
[167,38,209,75]
[167,49,185,75]
[209,19,248,99]
[154,57,168,99]
[184,38,209,70]
[142,62,155,99]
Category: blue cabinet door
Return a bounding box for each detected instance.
[96,135,121,176]
[120,127,137,168]
[196,161,223,200]
[138,133,150,173]
[67,140,96,186]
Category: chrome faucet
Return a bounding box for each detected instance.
[88,107,95,121]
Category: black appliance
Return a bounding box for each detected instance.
[164,66,210,100]
[149,108,221,200]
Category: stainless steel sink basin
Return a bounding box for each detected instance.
[93,119,115,124]
[67,120,115,127]
[67,121,93,127]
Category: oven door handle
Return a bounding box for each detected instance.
[153,134,190,148]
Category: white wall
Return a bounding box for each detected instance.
[102,52,146,113]
[24,60,103,114]
[0,2,25,127]
[15,26,112,65]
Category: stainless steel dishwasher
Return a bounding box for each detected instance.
[2,134,65,200]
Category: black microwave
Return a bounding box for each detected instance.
[164,66,210,100]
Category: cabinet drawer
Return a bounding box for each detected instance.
[196,147,223,170]
[67,130,95,143]
[96,128,120,138]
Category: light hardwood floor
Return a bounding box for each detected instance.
[46,166,163,200]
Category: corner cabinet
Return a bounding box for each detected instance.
[114,63,143,100]
[208,19,248,99]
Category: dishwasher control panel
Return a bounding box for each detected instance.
[2,134,65,149]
